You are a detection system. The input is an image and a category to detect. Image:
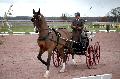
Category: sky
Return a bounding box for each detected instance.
[0,0,120,17]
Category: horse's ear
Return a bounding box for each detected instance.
[33,9,35,14]
[37,8,40,15]
[38,8,40,13]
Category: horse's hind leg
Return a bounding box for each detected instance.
[37,49,48,66]
[72,52,76,65]
[60,48,67,73]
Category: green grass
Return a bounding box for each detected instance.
[0,26,34,32]
[87,27,118,32]
[12,26,34,32]
[0,25,120,33]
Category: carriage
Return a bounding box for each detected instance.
[52,30,100,69]
[31,8,101,77]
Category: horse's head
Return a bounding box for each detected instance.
[31,8,44,33]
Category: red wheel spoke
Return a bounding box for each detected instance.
[52,49,62,67]
[86,45,94,69]
[94,42,100,65]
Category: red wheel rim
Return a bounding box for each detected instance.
[86,45,94,69]
[52,49,62,67]
[94,42,100,65]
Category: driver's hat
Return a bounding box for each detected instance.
[75,12,80,17]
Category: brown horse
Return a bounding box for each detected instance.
[31,8,72,78]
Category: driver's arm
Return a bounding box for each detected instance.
[71,23,76,29]
[77,20,85,30]
[71,20,77,29]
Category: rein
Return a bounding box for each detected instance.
[38,28,61,46]
[37,27,83,45]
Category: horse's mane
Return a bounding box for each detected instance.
[38,14,48,27]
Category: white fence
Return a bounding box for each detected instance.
[99,30,116,32]
[73,74,112,79]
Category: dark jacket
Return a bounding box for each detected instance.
[71,18,85,42]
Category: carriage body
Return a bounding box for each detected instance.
[71,31,89,55]
[52,31,100,69]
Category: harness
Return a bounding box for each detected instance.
[51,28,61,46]
[38,28,61,46]
[38,29,51,40]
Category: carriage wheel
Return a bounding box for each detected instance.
[86,45,94,69]
[94,42,100,65]
[52,49,62,67]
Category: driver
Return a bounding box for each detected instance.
[71,12,85,42]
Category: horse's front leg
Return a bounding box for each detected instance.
[44,50,52,78]
[37,49,48,66]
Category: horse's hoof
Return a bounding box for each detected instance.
[72,59,77,65]
[59,69,65,73]
[44,74,48,78]
[43,71,49,78]
[73,62,77,65]
[44,74,49,78]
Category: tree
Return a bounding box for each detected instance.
[61,13,67,20]
[108,7,120,22]
[111,7,120,16]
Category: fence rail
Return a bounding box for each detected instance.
[72,74,112,79]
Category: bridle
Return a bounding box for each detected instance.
[31,15,42,32]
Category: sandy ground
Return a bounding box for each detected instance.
[0,32,120,79]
